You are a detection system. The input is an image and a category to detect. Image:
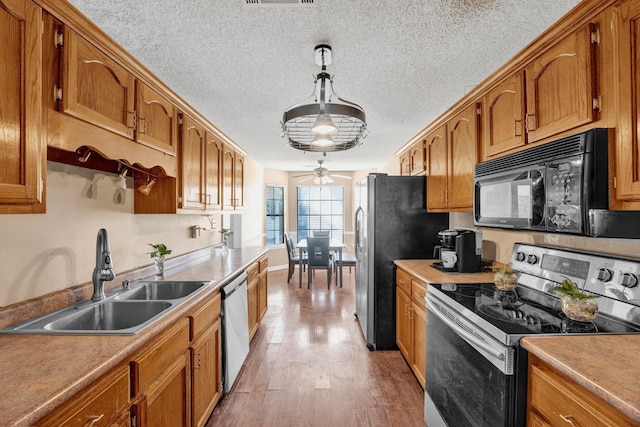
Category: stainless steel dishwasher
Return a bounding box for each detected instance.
[220,271,250,393]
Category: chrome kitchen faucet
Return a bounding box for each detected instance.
[91,228,115,301]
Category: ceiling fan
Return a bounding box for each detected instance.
[293,160,352,184]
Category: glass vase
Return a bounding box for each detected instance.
[154,254,165,278]
[561,295,599,322]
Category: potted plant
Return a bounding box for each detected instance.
[492,266,518,291]
[554,278,599,322]
[219,228,232,251]
[148,243,172,277]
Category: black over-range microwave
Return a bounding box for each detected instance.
[473,128,611,236]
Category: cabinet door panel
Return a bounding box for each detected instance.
[61,28,135,139]
[525,24,597,142]
[616,0,640,199]
[136,81,177,155]
[234,154,244,209]
[192,321,222,427]
[448,103,478,210]
[0,0,43,207]
[205,133,222,210]
[144,352,191,427]
[259,271,268,321]
[426,124,448,210]
[247,278,259,340]
[483,71,526,158]
[410,141,426,176]
[222,147,235,210]
[396,287,411,361]
[411,302,426,389]
[180,115,206,210]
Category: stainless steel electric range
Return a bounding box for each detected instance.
[424,243,640,427]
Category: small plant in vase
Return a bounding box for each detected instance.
[148,243,172,278]
[492,266,518,291]
[554,278,599,322]
[219,228,232,252]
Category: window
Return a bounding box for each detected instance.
[266,185,284,246]
[297,186,344,241]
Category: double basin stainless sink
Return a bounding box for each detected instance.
[0,280,212,335]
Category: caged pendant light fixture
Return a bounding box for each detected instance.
[281,45,367,154]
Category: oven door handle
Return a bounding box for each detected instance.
[426,298,505,361]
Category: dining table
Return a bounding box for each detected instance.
[297,238,346,288]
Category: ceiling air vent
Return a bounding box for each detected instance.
[244,0,315,5]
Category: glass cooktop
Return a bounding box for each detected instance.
[429,282,640,337]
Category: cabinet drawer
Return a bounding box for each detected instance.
[258,255,269,272]
[36,364,130,427]
[190,291,221,341]
[396,269,412,295]
[132,318,190,396]
[246,262,259,283]
[411,280,427,310]
[528,357,635,427]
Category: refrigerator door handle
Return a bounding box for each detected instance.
[354,206,363,260]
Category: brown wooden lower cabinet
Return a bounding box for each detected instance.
[247,254,269,341]
[395,267,428,388]
[34,363,131,427]
[527,354,635,426]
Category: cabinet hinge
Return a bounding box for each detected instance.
[592,94,602,112]
[54,84,63,102]
[130,414,136,427]
[476,104,481,116]
[178,114,183,126]
[591,27,600,46]
[54,30,63,47]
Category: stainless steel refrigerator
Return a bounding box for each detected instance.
[354,174,448,350]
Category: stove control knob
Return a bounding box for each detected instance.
[526,254,538,265]
[515,252,526,262]
[596,268,613,282]
[619,273,639,288]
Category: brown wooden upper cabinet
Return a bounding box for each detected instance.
[0,0,45,213]
[180,114,207,210]
[399,150,411,176]
[482,24,599,160]
[483,71,526,158]
[222,146,244,210]
[60,27,136,139]
[615,0,640,202]
[410,140,426,176]
[135,81,178,155]
[179,114,224,212]
[58,27,178,156]
[427,103,479,212]
[525,23,599,143]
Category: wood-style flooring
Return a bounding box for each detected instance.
[206,267,425,427]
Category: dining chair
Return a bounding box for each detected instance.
[311,230,330,237]
[285,232,306,283]
[337,251,356,273]
[306,236,333,289]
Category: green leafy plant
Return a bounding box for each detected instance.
[148,243,172,258]
[219,228,232,241]
[492,265,515,275]
[554,278,594,300]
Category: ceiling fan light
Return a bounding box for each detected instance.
[311,113,337,134]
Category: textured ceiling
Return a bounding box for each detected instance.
[67,0,580,172]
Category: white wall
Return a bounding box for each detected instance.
[0,159,264,308]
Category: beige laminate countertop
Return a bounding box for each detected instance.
[0,247,267,426]
[393,259,496,284]
[395,259,640,424]
[521,335,640,423]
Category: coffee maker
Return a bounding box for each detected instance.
[433,229,483,273]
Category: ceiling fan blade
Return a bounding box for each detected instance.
[292,173,313,178]
[330,174,353,180]
[297,176,315,183]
